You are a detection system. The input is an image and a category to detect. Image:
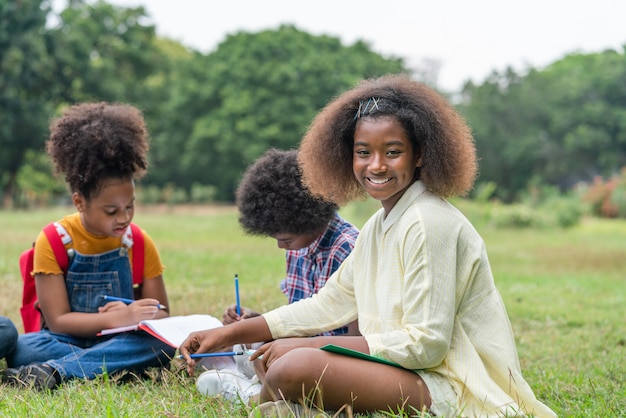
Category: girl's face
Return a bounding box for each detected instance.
[353,116,422,214]
[73,178,136,238]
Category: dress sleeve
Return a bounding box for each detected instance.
[32,231,64,276]
[264,251,358,338]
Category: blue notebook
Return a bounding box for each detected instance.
[320,344,403,368]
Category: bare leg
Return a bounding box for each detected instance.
[260,347,431,414]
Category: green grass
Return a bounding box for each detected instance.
[0,202,624,417]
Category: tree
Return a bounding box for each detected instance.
[151,25,407,201]
[49,0,164,106]
[539,49,626,183]
[0,0,165,207]
[460,67,553,201]
[459,47,626,202]
[0,0,56,207]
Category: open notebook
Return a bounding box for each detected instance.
[98,314,223,348]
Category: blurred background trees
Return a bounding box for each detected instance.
[2,0,626,223]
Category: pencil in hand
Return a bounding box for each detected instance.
[101,294,167,310]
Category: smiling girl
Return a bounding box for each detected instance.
[180,74,556,417]
[5,103,175,390]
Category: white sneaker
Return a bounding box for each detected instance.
[196,369,261,404]
[233,343,257,379]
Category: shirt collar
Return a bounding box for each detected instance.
[381,181,426,232]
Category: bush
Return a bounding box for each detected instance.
[581,168,626,218]
[190,183,217,204]
[540,197,585,228]
[161,184,187,205]
[454,194,582,230]
[136,185,162,204]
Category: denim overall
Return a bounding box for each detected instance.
[7,246,175,381]
[0,316,18,359]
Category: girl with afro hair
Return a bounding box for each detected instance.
[180,74,556,417]
[6,102,176,389]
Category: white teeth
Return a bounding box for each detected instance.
[369,178,391,184]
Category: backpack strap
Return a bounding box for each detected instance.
[129,223,144,286]
[43,222,70,273]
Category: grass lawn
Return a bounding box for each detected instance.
[0,201,623,417]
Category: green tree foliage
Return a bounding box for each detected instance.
[0,0,166,207]
[0,0,56,207]
[459,68,554,202]
[2,2,406,206]
[50,0,166,106]
[150,25,406,201]
[49,0,172,192]
[460,47,626,202]
[539,50,626,181]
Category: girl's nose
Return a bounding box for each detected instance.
[369,154,387,172]
[119,209,132,223]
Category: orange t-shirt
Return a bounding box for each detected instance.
[32,213,164,280]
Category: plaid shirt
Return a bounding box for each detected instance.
[280,213,359,335]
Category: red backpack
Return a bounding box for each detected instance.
[19,222,145,333]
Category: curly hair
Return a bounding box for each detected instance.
[47,102,149,200]
[298,73,477,205]
[236,148,338,236]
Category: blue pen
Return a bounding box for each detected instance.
[101,295,167,310]
[235,274,241,316]
[177,351,244,359]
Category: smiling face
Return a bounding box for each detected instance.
[353,116,422,214]
[73,178,136,238]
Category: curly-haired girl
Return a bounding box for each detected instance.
[6,102,176,389]
[180,74,556,417]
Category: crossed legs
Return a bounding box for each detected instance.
[258,347,432,414]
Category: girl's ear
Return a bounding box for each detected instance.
[73,192,86,212]
[415,153,423,168]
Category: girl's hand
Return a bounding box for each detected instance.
[99,299,160,321]
[98,301,127,313]
[127,298,161,322]
[251,338,317,370]
[179,327,232,374]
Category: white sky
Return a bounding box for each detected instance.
[70,0,626,92]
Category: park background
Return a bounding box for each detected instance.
[1,0,625,416]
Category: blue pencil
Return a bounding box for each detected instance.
[101,294,167,310]
[177,351,244,359]
[235,274,241,316]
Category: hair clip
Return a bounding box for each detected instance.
[354,97,381,120]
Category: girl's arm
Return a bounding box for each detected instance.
[36,273,163,338]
